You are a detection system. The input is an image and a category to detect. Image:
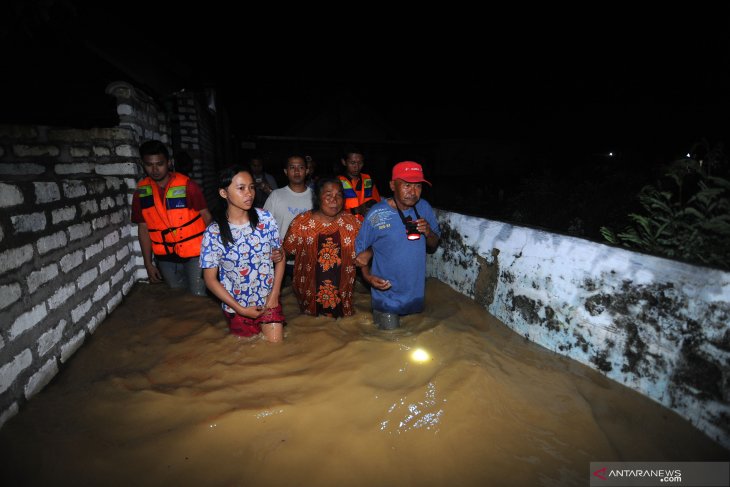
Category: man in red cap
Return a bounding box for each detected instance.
[355,161,440,329]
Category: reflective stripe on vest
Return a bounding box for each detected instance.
[362,177,373,198]
[165,185,188,209]
[339,173,375,210]
[138,173,206,258]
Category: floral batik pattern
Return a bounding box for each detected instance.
[316,279,341,311]
[283,211,361,318]
[318,237,341,271]
[315,233,343,316]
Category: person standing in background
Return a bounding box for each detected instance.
[264,155,314,281]
[250,156,278,208]
[305,155,320,190]
[338,148,380,220]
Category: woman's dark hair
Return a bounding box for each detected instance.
[312,177,343,212]
[213,165,259,248]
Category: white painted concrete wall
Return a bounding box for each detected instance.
[427,210,730,448]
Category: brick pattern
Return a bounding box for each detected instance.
[105,82,168,145]
[169,91,219,209]
[0,122,143,427]
[0,80,221,429]
[0,83,177,426]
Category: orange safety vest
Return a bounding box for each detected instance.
[338,173,377,211]
[137,173,206,258]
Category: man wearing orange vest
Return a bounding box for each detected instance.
[338,148,381,220]
[131,140,212,296]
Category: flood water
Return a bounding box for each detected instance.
[0,279,725,486]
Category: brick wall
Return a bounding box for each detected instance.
[169,90,219,207]
[106,81,169,146]
[0,80,223,428]
[0,125,142,427]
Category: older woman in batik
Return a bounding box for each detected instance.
[283,178,361,317]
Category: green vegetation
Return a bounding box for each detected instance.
[601,141,730,269]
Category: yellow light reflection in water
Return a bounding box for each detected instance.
[410,348,431,363]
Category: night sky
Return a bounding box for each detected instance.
[2,3,729,166]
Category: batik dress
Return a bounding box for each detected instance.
[283,211,361,317]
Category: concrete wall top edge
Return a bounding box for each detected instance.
[436,210,730,299]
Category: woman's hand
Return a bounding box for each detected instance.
[238,305,264,319]
[202,268,268,320]
[271,247,284,263]
[264,290,280,309]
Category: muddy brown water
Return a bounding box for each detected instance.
[0,279,725,486]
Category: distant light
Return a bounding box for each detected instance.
[411,348,431,362]
[608,152,613,157]
[686,153,691,158]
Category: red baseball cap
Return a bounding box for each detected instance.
[391,161,431,186]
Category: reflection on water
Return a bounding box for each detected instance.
[0,279,725,486]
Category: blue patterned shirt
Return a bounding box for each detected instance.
[200,209,281,312]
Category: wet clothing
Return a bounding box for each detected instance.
[157,258,207,296]
[283,211,361,317]
[199,209,282,314]
[372,310,400,330]
[355,199,440,315]
[338,173,380,214]
[132,173,207,259]
[223,304,285,337]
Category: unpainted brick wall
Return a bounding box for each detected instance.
[0,124,143,427]
[0,81,224,429]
